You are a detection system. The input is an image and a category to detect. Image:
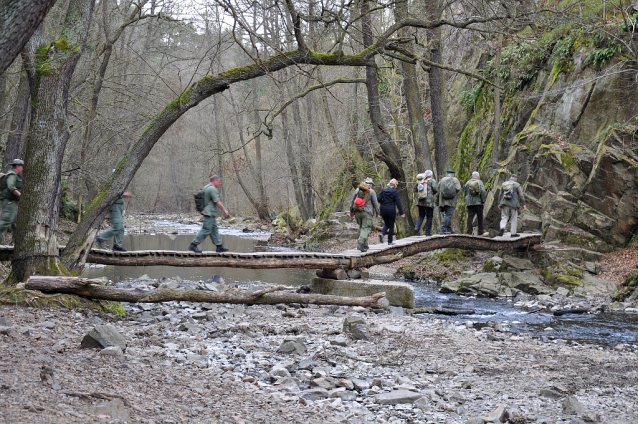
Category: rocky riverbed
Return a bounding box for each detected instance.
[1,283,637,424]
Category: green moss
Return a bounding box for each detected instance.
[483,259,498,273]
[0,285,122,314]
[52,36,70,51]
[108,301,126,316]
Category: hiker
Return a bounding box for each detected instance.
[498,174,526,237]
[464,171,487,236]
[95,191,132,251]
[189,175,230,253]
[350,177,379,252]
[436,169,462,235]
[0,159,24,242]
[413,170,438,236]
[377,178,405,245]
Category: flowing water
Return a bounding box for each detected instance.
[82,225,638,347]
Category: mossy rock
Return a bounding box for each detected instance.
[0,285,126,316]
[612,271,638,302]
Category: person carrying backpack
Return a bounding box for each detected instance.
[498,174,526,237]
[189,175,230,253]
[350,177,379,252]
[464,171,487,236]
[413,170,437,236]
[377,178,405,245]
[95,191,132,251]
[436,169,462,235]
[0,159,24,242]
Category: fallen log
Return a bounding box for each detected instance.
[25,276,386,307]
[406,307,475,316]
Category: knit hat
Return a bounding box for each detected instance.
[364,177,374,184]
[424,170,433,177]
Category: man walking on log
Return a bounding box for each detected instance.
[350,177,379,252]
[189,175,229,253]
[95,191,132,251]
[498,174,526,237]
[0,159,24,243]
[437,169,461,235]
[464,171,487,236]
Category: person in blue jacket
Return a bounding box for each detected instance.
[377,179,405,245]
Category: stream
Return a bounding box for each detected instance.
[82,226,638,348]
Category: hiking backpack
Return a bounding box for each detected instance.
[440,177,457,199]
[352,184,370,211]
[502,180,516,199]
[469,179,481,196]
[194,188,206,212]
[417,179,429,200]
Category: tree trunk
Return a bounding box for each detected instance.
[303,91,315,218]
[10,0,95,283]
[281,75,306,218]
[395,0,432,172]
[426,0,447,177]
[290,93,310,221]
[25,276,387,307]
[0,0,59,75]
[3,68,30,169]
[492,33,503,167]
[251,79,270,220]
[361,0,414,232]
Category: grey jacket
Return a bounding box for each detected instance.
[351,188,379,217]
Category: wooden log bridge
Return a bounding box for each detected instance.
[0,233,540,270]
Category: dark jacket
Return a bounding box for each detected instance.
[378,187,404,215]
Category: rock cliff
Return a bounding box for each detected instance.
[443,31,638,252]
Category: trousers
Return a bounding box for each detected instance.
[415,206,434,236]
[355,210,373,247]
[98,203,124,248]
[380,209,396,243]
[192,215,222,247]
[467,205,484,235]
[500,206,519,234]
[441,206,455,234]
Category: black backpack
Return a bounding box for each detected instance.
[194,189,206,212]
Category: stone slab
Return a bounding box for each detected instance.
[311,277,415,308]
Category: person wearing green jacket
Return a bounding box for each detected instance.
[437,169,462,234]
[498,174,526,237]
[0,159,24,242]
[95,191,132,251]
[189,175,230,253]
[349,177,380,252]
[464,171,487,236]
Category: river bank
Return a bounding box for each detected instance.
[1,288,637,423]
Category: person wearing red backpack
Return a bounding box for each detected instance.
[350,177,379,252]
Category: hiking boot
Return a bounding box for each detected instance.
[498,228,505,237]
[95,237,105,249]
[113,246,127,252]
[511,233,520,237]
[379,234,384,243]
[425,233,431,237]
[189,243,202,253]
[388,242,395,245]
[216,245,229,253]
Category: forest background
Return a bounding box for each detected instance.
[0,0,637,282]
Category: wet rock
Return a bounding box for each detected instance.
[80,398,129,421]
[276,338,306,355]
[563,395,584,415]
[374,390,423,405]
[81,325,127,351]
